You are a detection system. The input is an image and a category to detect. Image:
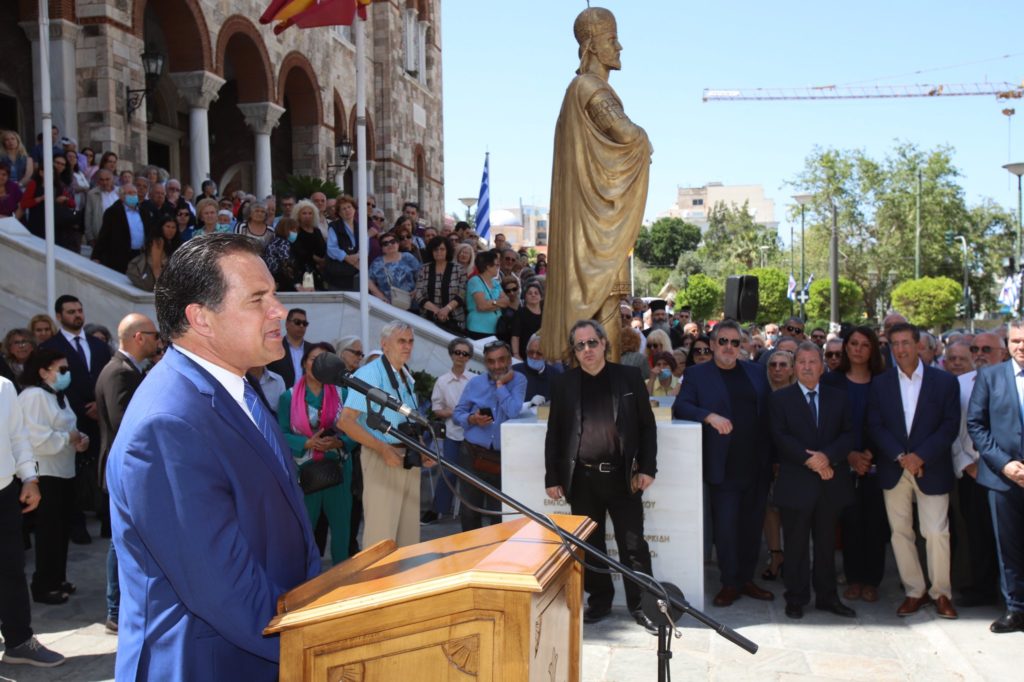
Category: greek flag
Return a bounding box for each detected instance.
[998,274,1020,311]
[803,273,815,293]
[476,153,491,241]
[787,272,797,301]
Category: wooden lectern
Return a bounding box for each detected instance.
[265,515,596,681]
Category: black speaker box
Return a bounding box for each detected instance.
[724,275,759,322]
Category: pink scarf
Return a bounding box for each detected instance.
[289,376,341,461]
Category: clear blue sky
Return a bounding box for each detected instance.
[440,0,1024,242]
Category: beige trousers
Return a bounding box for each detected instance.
[883,469,951,599]
[361,446,421,549]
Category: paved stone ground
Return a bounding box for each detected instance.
[1,514,1018,681]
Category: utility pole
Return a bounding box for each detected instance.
[830,203,839,329]
[914,169,922,279]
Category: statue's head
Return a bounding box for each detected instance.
[573,7,620,74]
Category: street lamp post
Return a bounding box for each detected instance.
[792,193,813,320]
[915,169,922,279]
[1004,163,1024,316]
[953,234,972,330]
[830,203,839,329]
[458,197,477,221]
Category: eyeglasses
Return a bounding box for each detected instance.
[692,347,713,356]
[504,287,519,294]
[970,345,997,354]
[648,343,661,350]
[572,338,601,353]
[371,215,384,221]
[380,239,397,246]
[289,319,309,327]
[450,350,472,358]
[177,211,190,217]
[368,203,376,209]
[344,348,364,357]
[716,337,742,348]
[768,361,791,368]
[53,366,70,375]
[483,340,508,353]
[11,339,30,346]
[824,351,843,359]
[526,350,544,359]
[785,325,805,335]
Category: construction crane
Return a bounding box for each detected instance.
[703,82,1023,102]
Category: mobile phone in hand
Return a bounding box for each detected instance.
[478,407,493,419]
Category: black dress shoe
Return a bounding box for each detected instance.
[631,610,660,635]
[990,611,1024,633]
[785,604,803,619]
[60,582,77,595]
[70,525,92,545]
[816,601,856,618]
[32,590,68,605]
[583,606,611,624]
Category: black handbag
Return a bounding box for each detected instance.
[299,458,343,494]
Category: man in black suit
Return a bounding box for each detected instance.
[966,320,1024,633]
[544,319,658,633]
[92,183,146,274]
[95,313,159,634]
[266,308,313,388]
[40,295,113,543]
[769,342,856,619]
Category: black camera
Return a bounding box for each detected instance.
[396,421,426,469]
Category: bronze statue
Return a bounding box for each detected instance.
[539,6,652,362]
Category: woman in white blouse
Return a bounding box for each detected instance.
[18,348,88,605]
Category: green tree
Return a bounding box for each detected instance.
[698,202,781,275]
[272,175,341,200]
[804,277,866,322]
[675,273,722,322]
[634,217,702,267]
[890,276,962,330]
[743,267,791,325]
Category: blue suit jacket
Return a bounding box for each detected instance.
[866,364,960,494]
[966,360,1024,492]
[672,359,772,485]
[106,347,319,681]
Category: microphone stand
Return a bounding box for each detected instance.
[345,378,758,671]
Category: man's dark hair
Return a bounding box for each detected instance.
[154,233,264,340]
[811,327,826,336]
[19,347,66,388]
[54,294,80,316]
[278,191,296,201]
[287,308,307,321]
[455,221,470,233]
[888,321,920,343]
[403,201,419,212]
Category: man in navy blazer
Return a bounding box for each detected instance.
[673,319,775,607]
[106,234,319,680]
[966,320,1024,633]
[769,342,856,619]
[867,322,960,619]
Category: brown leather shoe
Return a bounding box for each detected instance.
[713,586,740,607]
[896,595,931,616]
[934,596,958,619]
[843,583,863,601]
[861,586,879,603]
[740,581,775,601]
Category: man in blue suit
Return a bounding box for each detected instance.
[867,322,960,620]
[106,234,319,681]
[966,320,1024,633]
[673,319,775,607]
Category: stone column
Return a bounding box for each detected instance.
[237,102,285,201]
[21,19,80,142]
[169,71,225,186]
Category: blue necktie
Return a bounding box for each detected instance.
[243,381,291,477]
[807,390,818,426]
[73,336,88,370]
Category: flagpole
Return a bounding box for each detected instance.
[355,12,369,352]
[39,2,56,309]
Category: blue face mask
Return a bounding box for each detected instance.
[124,195,139,208]
[287,231,298,243]
[659,367,672,380]
[51,369,71,392]
[526,357,545,372]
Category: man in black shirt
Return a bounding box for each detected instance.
[544,320,658,633]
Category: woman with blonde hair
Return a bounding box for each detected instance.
[1,130,33,186]
[29,314,58,345]
[645,329,672,368]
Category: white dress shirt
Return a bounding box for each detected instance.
[952,370,979,477]
[897,359,924,439]
[431,370,472,441]
[258,369,287,416]
[175,346,257,428]
[0,377,36,491]
[61,327,92,371]
[18,386,77,478]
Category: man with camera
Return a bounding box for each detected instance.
[453,340,527,531]
[340,322,435,548]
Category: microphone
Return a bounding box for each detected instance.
[312,352,430,427]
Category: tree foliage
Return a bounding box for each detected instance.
[635,217,702,267]
[804,277,866,322]
[698,202,782,276]
[890,276,962,330]
[675,273,722,322]
[272,175,341,200]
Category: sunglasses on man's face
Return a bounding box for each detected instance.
[768,361,791,368]
[289,319,309,327]
[825,351,843,359]
[450,350,472,358]
[716,337,741,348]
[970,345,997,354]
[785,325,805,335]
[573,338,601,353]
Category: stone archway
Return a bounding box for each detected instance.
[273,52,324,179]
[133,0,212,73]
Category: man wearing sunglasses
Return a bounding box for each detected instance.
[759,317,805,367]
[267,309,313,389]
[674,319,774,607]
[544,320,658,633]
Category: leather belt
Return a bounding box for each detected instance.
[578,461,619,473]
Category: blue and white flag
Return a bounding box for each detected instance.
[998,274,1020,311]
[787,272,797,301]
[803,273,815,293]
[476,153,490,241]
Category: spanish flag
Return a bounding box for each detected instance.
[260,0,370,34]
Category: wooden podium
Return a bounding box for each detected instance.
[265,515,596,681]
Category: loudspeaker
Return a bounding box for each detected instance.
[724,275,759,322]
